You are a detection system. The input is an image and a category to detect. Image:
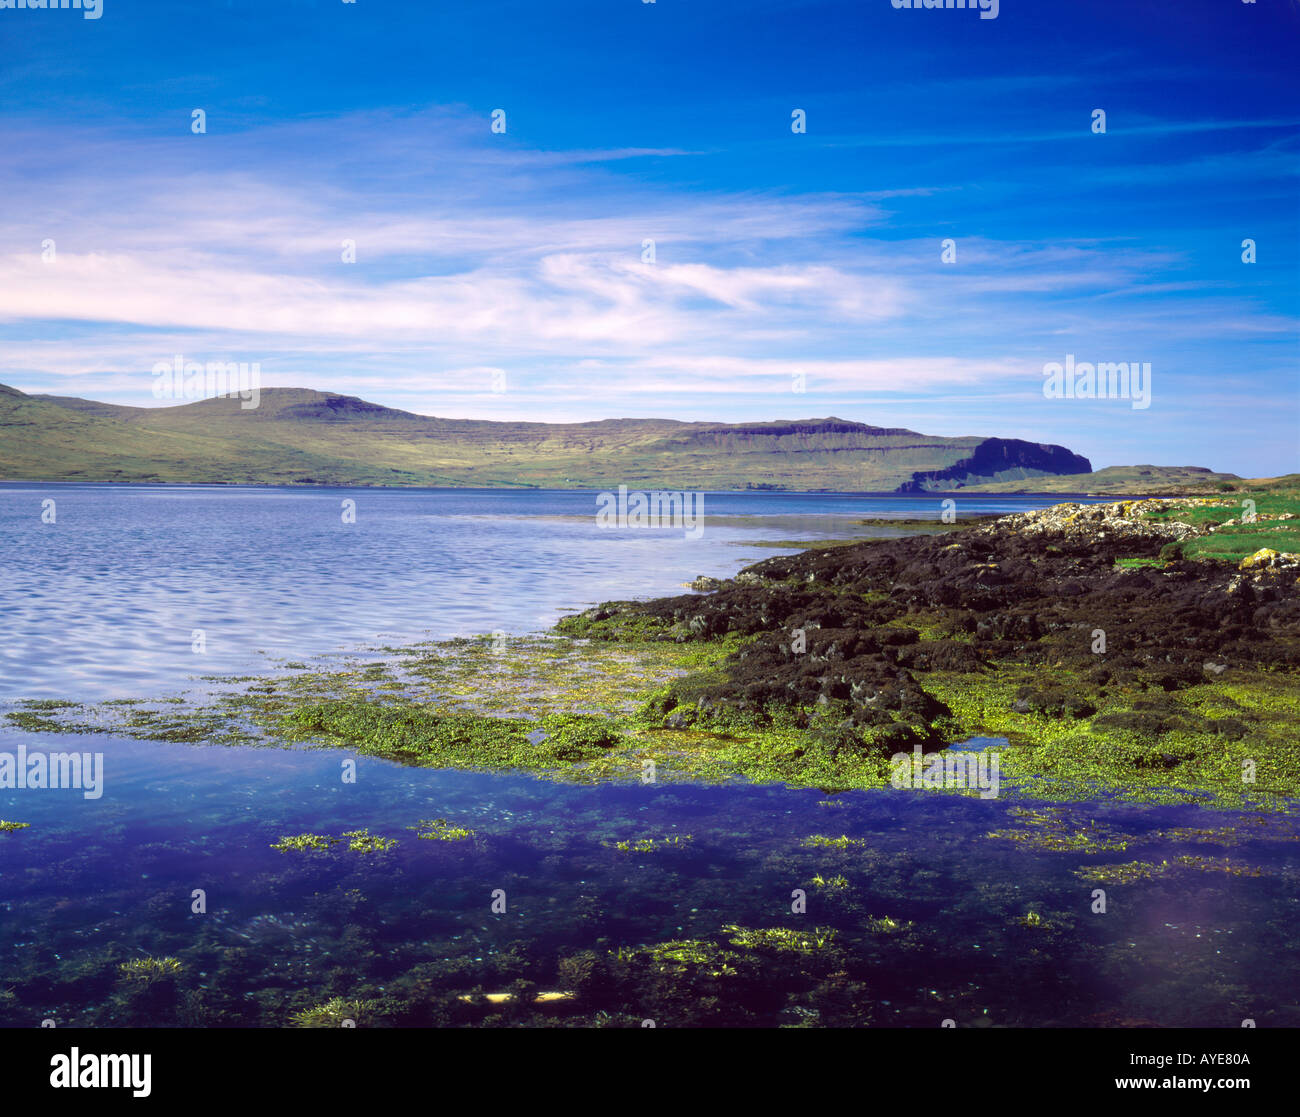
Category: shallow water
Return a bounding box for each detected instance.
[2,731,1296,1027]
[1,484,1295,1027]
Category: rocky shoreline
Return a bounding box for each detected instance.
[559,498,1300,806]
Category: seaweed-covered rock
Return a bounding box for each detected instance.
[561,498,1300,750]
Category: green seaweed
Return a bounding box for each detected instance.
[410,818,477,842]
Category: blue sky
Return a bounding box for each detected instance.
[0,0,1297,474]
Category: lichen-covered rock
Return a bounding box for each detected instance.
[1238,548,1300,571]
[1239,548,1280,570]
[993,499,1200,545]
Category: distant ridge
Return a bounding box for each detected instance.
[0,382,1096,491]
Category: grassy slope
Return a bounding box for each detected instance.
[1141,485,1300,562]
[2,383,1081,490]
[960,465,1243,494]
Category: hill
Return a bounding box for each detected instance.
[0,383,1095,491]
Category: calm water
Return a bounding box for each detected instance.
[1,485,1296,1027]
[0,483,1068,700]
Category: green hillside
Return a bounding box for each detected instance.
[0,382,1095,491]
[959,465,1243,495]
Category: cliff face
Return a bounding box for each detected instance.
[896,438,1092,492]
[660,418,922,452]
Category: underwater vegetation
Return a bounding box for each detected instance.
[271,833,340,853]
[271,830,399,854]
[802,835,869,850]
[411,819,477,842]
[117,957,183,983]
[2,772,1297,1029]
[604,834,694,853]
[290,997,371,1028]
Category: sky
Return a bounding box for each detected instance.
[0,0,1297,475]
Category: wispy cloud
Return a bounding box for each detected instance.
[0,85,1295,473]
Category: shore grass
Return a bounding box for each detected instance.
[1140,489,1300,562]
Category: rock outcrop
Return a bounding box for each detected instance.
[896,437,1092,493]
[559,499,1300,753]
